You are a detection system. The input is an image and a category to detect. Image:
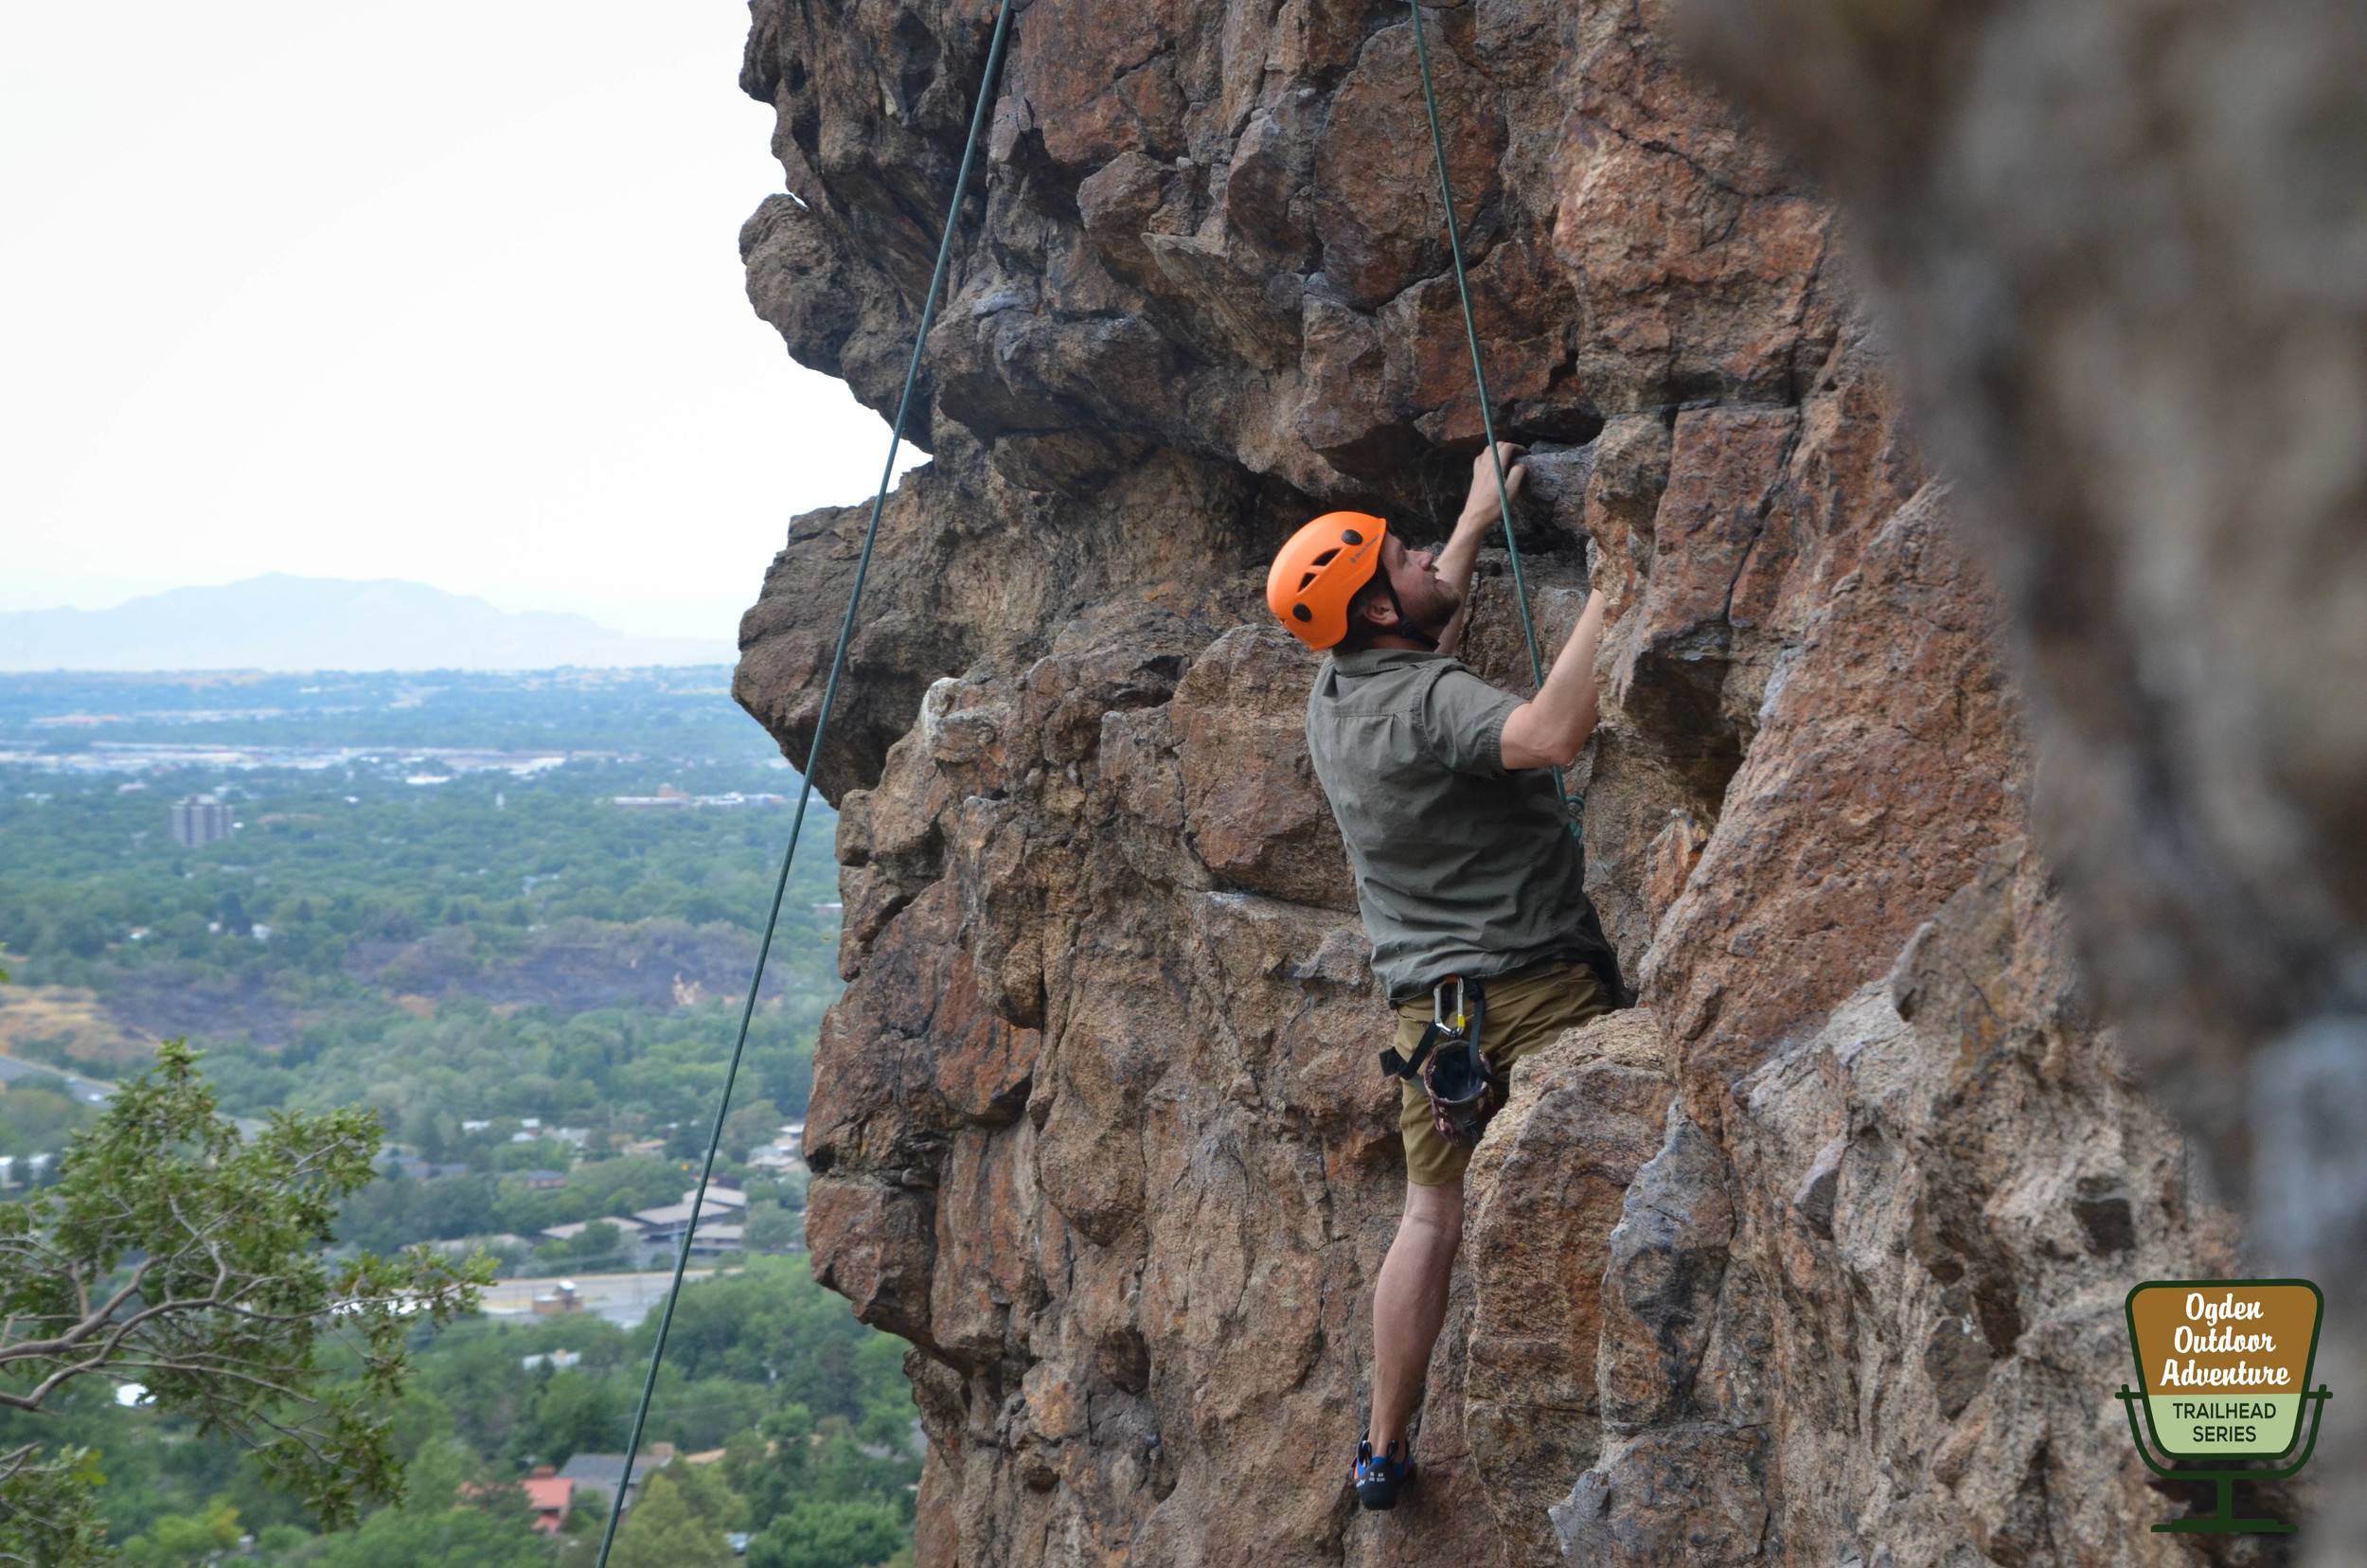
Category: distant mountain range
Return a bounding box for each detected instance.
[0,576,737,671]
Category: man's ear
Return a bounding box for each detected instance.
[1356,584,1397,630]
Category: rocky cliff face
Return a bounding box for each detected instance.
[732,0,2265,1561]
[1678,6,2367,1557]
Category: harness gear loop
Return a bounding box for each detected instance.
[592,2,1019,1564]
[1378,975,1504,1149]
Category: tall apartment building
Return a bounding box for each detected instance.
[169,796,231,849]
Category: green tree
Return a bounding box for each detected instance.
[0,1446,108,1568]
[118,1500,239,1564]
[727,1409,810,1534]
[305,1434,547,1568]
[0,1041,489,1565]
[624,1259,897,1425]
[721,1098,783,1163]
[745,1499,904,1568]
[659,1456,747,1533]
[521,1370,625,1469]
[0,1076,96,1158]
[741,1203,800,1255]
[255,1523,309,1553]
[567,1220,628,1268]
[609,1464,735,1568]
[304,1500,549,1568]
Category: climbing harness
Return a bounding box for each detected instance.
[1379,975,1503,1149]
[1405,0,1584,836]
[589,2,1018,1564]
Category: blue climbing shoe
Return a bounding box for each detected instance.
[1353,1436,1415,1510]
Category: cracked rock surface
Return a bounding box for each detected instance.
[731,0,2270,1560]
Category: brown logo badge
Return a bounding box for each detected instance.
[2117,1279,2330,1533]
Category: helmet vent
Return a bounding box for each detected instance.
[1311,547,1340,566]
[1298,571,1318,590]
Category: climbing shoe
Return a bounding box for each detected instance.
[1353,1436,1415,1510]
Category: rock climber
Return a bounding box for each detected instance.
[1268,445,1625,1512]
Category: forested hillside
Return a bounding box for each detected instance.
[0,671,912,1567]
[0,669,839,1173]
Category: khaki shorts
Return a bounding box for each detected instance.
[1395,963,1611,1187]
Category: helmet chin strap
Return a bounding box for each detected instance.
[1381,575,1442,651]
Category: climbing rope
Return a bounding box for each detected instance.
[1406,0,1585,829]
[590,2,1017,1561]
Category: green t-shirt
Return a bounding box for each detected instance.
[1304,647,1622,1003]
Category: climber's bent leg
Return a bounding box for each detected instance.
[1370,1175,1464,1457]
[1363,963,1611,1468]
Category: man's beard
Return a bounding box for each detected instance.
[1394,569,1460,638]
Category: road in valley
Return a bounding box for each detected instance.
[476,1268,726,1329]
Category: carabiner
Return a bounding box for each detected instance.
[1433,975,1468,1034]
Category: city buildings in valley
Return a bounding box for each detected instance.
[169,795,232,848]
[611,785,788,810]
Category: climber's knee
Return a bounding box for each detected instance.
[1397,1175,1464,1246]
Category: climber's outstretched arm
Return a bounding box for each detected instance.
[1432,443,1527,656]
[1499,586,1608,770]
[1434,442,1528,594]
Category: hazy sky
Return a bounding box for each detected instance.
[2,2,919,640]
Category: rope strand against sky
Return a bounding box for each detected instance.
[590,1,1019,1560]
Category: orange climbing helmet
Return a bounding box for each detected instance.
[1268,512,1389,650]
